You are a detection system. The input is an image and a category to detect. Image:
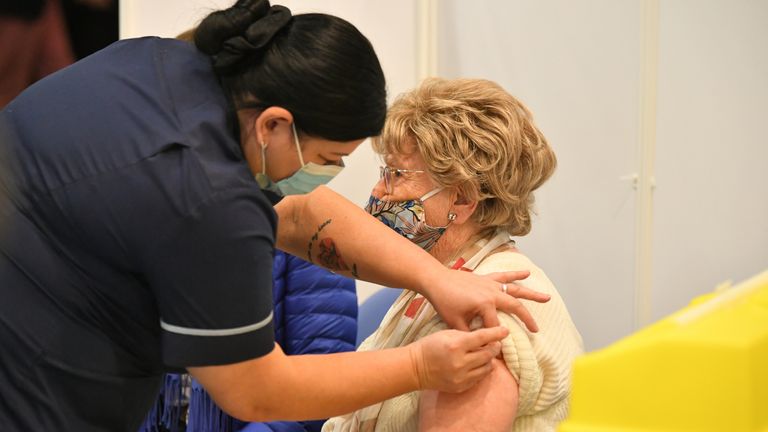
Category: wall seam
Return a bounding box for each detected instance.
[635,0,659,328]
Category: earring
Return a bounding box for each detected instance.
[448,212,457,222]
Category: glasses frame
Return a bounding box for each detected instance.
[379,166,425,195]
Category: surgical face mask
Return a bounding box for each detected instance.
[364,187,456,251]
[254,123,344,196]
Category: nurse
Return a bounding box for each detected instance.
[0,1,548,430]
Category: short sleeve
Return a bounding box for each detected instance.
[141,185,277,368]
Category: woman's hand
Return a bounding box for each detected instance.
[408,327,508,393]
[420,267,550,331]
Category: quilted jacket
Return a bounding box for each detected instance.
[140,250,357,432]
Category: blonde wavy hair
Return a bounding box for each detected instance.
[372,78,556,236]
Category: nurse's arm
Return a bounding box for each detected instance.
[274,185,549,331]
[187,327,506,422]
[418,358,519,432]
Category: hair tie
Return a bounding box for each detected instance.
[213,5,292,74]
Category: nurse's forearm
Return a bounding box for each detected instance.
[270,347,422,420]
[274,185,439,293]
[190,343,421,422]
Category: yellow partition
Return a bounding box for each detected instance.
[559,270,768,432]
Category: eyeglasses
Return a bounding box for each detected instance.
[379,166,425,195]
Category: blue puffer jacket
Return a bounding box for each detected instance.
[270,251,358,357]
[234,251,357,432]
[140,250,357,432]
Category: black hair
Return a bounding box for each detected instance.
[194,0,386,141]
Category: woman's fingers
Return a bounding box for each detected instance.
[424,268,549,332]
[480,306,501,328]
[488,270,531,283]
[462,341,501,369]
[482,271,549,332]
[465,360,496,386]
[487,271,550,303]
[462,327,508,351]
[494,293,539,332]
[442,330,505,393]
[413,327,508,393]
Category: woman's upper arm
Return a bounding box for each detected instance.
[418,357,519,432]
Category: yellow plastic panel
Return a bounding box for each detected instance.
[559,270,768,432]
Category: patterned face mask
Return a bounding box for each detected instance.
[364,187,455,251]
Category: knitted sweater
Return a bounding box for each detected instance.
[324,250,583,432]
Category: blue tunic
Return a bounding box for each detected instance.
[0,37,277,431]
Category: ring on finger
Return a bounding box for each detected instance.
[501,283,508,294]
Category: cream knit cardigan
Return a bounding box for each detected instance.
[324,251,584,432]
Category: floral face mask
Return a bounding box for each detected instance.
[364,187,455,251]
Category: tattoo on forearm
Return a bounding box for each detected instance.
[318,238,350,272]
[307,219,332,263]
[307,219,357,274]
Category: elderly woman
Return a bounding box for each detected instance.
[323,78,584,432]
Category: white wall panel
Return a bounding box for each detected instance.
[652,0,768,319]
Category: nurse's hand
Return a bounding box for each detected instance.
[421,267,550,332]
[409,326,508,393]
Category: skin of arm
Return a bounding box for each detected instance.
[188,327,508,422]
[274,186,549,331]
[418,358,519,432]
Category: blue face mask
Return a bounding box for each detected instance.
[254,123,344,196]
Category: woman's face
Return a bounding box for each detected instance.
[371,140,455,228]
[268,131,364,182]
[240,106,364,183]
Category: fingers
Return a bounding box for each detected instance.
[507,283,551,303]
[481,307,500,328]
[448,351,498,393]
[461,326,509,349]
[488,270,530,283]
[464,341,501,367]
[421,329,506,393]
[461,349,498,374]
[450,320,471,332]
[495,294,539,332]
[439,337,500,393]
[487,271,551,303]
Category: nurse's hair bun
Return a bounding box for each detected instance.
[195,0,292,74]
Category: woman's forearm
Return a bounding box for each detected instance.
[274,186,441,295]
[190,344,420,422]
[274,348,421,420]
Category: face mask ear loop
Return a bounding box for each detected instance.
[421,187,455,228]
[291,122,305,167]
[420,187,444,202]
[260,141,268,175]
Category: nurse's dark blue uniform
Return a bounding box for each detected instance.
[0,37,277,431]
